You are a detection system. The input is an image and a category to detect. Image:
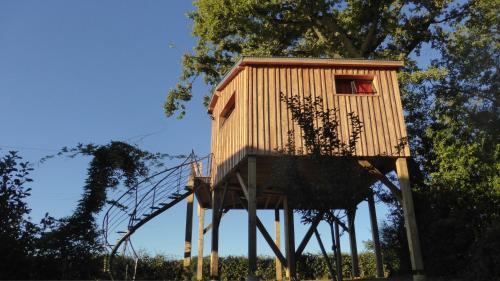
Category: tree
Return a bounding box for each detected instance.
[166,0,498,279]
[380,0,499,278]
[164,0,471,118]
[0,151,39,279]
[35,142,170,279]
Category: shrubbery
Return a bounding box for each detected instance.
[113,252,379,280]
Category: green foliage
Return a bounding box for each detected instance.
[380,0,500,278]
[0,143,174,279]
[165,0,471,118]
[466,217,500,281]
[0,151,39,279]
[34,141,170,279]
[114,252,378,280]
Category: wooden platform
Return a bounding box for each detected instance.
[195,155,396,210]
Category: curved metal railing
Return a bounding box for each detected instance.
[102,152,212,279]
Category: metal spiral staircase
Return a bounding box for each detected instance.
[102,152,211,280]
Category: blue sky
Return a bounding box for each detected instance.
[0,1,397,259]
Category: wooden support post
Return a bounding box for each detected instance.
[248,156,258,281]
[367,193,384,278]
[347,208,360,278]
[284,197,296,280]
[236,174,287,266]
[314,229,336,281]
[197,205,205,281]
[396,158,426,281]
[334,222,343,281]
[210,188,221,281]
[275,209,282,281]
[183,179,195,279]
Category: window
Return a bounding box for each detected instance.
[219,93,235,127]
[335,76,376,95]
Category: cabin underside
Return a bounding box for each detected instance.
[195,155,397,210]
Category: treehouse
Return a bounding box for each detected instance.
[193,57,425,281]
[197,57,410,207]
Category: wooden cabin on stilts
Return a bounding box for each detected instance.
[185,57,426,281]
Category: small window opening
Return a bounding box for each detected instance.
[220,93,235,127]
[335,76,376,95]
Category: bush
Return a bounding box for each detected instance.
[112,252,378,280]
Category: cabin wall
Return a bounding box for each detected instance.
[210,68,248,186]
[245,66,410,157]
[210,65,410,186]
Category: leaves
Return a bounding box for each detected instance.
[166,0,471,118]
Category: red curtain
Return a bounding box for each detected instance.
[355,80,374,94]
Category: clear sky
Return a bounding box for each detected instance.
[0,0,396,259]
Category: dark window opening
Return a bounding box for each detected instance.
[220,93,235,127]
[335,77,376,95]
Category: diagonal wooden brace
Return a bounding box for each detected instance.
[236,171,287,267]
[203,210,229,234]
[358,160,402,204]
[295,212,324,257]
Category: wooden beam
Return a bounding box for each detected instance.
[264,195,272,209]
[314,230,336,281]
[236,171,249,200]
[295,212,324,257]
[247,156,257,280]
[219,182,229,215]
[196,205,205,281]
[183,178,195,278]
[210,188,221,280]
[396,158,426,281]
[203,210,228,234]
[347,208,360,278]
[358,160,402,203]
[275,209,282,281]
[284,197,296,280]
[368,193,384,278]
[275,196,283,209]
[334,222,343,281]
[236,194,287,268]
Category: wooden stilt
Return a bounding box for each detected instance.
[197,205,205,281]
[347,208,360,278]
[334,222,343,281]
[367,193,384,278]
[275,209,282,281]
[396,158,426,281]
[210,188,221,281]
[247,156,258,281]
[284,197,296,280]
[183,178,195,280]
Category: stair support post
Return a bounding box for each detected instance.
[197,205,205,281]
[183,178,195,279]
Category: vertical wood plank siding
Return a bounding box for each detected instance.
[210,66,409,186]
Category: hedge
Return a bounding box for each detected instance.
[112,252,379,280]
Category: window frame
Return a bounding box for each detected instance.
[333,75,378,96]
[219,92,236,128]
